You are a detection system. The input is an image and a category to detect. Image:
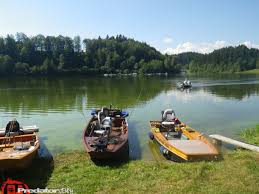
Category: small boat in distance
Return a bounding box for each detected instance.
[177,79,192,89]
[83,106,129,160]
[149,109,219,162]
[0,125,40,169]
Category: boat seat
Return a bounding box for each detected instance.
[162,109,176,123]
[162,121,175,125]
[101,117,112,131]
[94,130,106,135]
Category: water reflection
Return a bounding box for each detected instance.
[0,76,173,113]
[205,84,259,100]
[1,76,259,113]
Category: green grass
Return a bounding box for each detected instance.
[44,150,259,194]
[241,124,259,145]
[2,126,259,194]
[238,69,259,74]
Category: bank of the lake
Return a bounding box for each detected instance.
[239,69,259,74]
[48,151,259,194]
[50,127,259,194]
[4,126,258,194]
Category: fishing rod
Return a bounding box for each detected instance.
[127,85,144,121]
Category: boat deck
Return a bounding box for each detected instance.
[167,140,215,155]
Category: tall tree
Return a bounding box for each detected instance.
[32,34,45,52]
[4,35,18,59]
[73,36,81,52]
[0,37,5,54]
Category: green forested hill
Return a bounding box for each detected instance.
[0,33,180,75]
[188,45,259,73]
[0,33,259,75]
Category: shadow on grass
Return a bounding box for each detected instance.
[0,137,54,189]
[91,142,130,167]
[128,121,142,160]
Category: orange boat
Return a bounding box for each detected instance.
[149,109,219,162]
[0,126,40,169]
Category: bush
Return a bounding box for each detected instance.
[0,55,14,74]
[14,62,30,74]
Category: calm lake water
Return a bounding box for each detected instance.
[0,74,259,160]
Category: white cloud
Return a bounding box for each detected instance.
[162,37,173,44]
[243,41,259,49]
[163,41,228,54]
[163,41,259,54]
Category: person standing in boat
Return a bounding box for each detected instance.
[5,118,23,136]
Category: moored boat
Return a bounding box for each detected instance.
[83,107,129,160]
[149,109,219,162]
[0,125,40,169]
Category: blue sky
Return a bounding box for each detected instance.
[0,0,259,53]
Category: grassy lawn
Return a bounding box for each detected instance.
[2,126,259,194]
[47,125,259,194]
[239,69,259,74]
[46,150,259,194]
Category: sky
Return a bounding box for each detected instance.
[0,0,259,54]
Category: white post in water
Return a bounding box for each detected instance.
[209,134,259,152]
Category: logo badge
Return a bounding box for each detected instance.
[1,179,30,194]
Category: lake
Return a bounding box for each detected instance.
[0,74,259,160]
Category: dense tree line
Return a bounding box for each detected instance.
[0,33,180,75]
[187,45,259,73]
[0,33,259,75]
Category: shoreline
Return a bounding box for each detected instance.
[1,70,259,78]
[1,126,259,193]
[237,69,259,74]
